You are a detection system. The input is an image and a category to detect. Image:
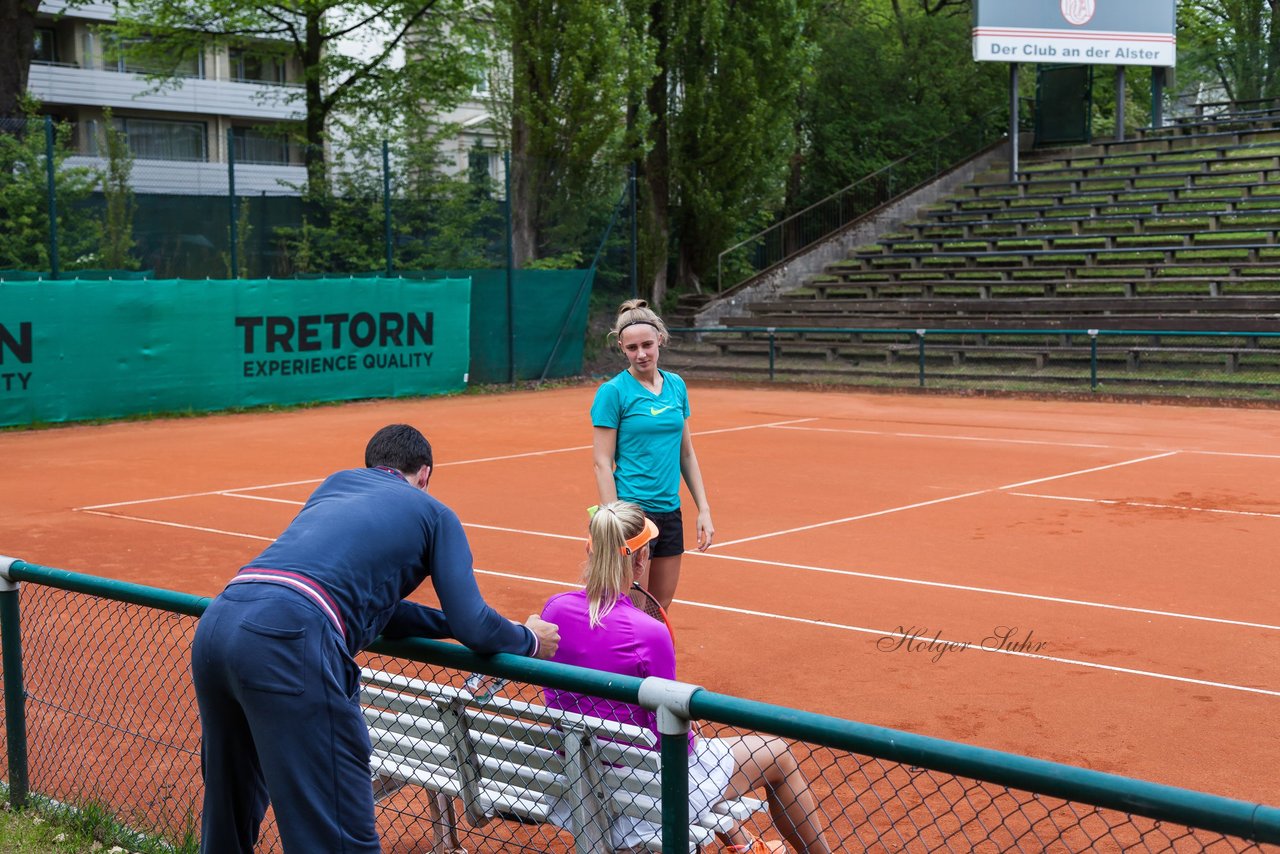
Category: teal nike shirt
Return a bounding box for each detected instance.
[591,369,690,513]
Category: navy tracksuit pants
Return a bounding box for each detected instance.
[191,583,379,853]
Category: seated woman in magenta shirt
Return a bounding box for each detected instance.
[541,501,831,854]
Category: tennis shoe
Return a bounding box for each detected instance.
[725,838,786,853]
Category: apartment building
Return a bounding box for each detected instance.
[27,0,307,195]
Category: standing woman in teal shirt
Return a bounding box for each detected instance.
[591,299,714,609]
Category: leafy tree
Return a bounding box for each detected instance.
[0,101,98,271]
[97,109,139,270]
[1176,0,1280,105]
[274,128,504,274]
[796,0,1005,209]
[665,0,813,292]
[496,0,652,268]
[110,0,486,188]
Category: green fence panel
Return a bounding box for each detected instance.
[1,559,1278,853]
[0,276,470,426]
[404,269,593,384]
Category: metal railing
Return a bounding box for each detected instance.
[667,326,1280,399]
[0,558,1277,853]
[715,106,1019,295]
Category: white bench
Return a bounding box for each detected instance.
[361,668,765,853]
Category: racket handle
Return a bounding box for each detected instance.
[463,672,508,703]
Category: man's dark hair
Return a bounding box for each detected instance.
[365,424,433,473]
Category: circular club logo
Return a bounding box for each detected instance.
[1061,0,1096,26]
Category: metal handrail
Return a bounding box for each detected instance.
[715,104,1015,294]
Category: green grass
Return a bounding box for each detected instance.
[0,793,199,854]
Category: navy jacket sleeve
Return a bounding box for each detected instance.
[408,507,535,656]
[382,603,452,640]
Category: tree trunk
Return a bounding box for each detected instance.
[303,10,327,191]
[0,0,40,119]
[641,0,670,306]
[509,4,537,267]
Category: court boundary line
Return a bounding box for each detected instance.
[76,507,1280,633]
[75,417,817,512]
[1010,492,1280,520]
[713,451,1177,548]
[474,570,1280,698]
[688,550,1280,632]
[769,424,1280,460]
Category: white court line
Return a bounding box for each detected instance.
[75,417,815,512]
[770,424,1133,451]
[222,493,305,506]
[689,550,1280,632]
[72,508,1279,692]
[78,506,1279,633]
[713,451,1178,548]
[80,478,324,511]
[713,490,991,548]
[1011,492,1280,520]
[770,423,1280,461]
[79,510,275,542]
[997,451,1177,490]
[475,569,1280,698]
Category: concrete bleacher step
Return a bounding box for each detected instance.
[692,106,1280,392]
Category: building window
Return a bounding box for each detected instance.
[231,126,290,164]
[33,28,57,64]
[229,49,286,84]
[467,145,497,188]
[119,117,207,161]
[112,38,203,78]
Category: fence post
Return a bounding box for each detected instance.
[382,139,393,277]
[768,327,776,381]
[504,151,515,384]
[44,117,59,280]
[917,329,927,388]
[639,678,700,854]
[1089,329,1099,391]
[0,557,28,809]
[227,129,238,279]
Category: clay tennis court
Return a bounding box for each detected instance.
[1,383,1276,812]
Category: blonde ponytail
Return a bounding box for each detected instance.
[585,502,648,627]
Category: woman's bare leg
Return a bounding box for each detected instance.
[722,735,831,853]
[645,554,682,610]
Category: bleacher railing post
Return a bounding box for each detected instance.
[44,116,59,280]
[917,329,927,388]
[768,327,776,381]
[0,557,28,809]
[639,677,701,854]
[1089,329,1099,391]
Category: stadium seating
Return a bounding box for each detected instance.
[668,108,1280,386]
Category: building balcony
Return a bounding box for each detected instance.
[29,63,303,122]
[66,155,307,196]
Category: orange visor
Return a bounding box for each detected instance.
[587,505,660,555]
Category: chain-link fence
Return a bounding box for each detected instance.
[0,117,640,302]
[1,560,1277,854]
[663,327,1280,402]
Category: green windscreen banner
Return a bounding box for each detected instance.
[0,276,471,426]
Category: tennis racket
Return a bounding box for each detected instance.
[629,582,675,645]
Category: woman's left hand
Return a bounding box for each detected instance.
[696,509,715,551]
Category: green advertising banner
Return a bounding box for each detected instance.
[0,276,471,426]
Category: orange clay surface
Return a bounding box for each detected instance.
[0,385,1276,807]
